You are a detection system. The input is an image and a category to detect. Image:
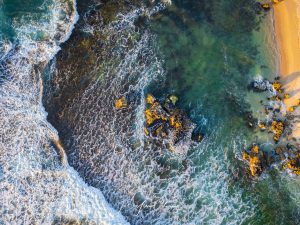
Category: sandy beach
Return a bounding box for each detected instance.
[273,0,300,137]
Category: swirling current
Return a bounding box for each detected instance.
[1,0,300,224]
[0,0,128,224]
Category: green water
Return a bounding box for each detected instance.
[0,0,55,42]
[149,0,300,223]
[150,1,263,122]
[7,0,296,223]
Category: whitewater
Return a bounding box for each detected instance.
[41,0,265,224]
[3,0,299,224]
[0,0,128,224]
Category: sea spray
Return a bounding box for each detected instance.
[44,0,300,224]
[43,1,263,224]
[0,0,129,224]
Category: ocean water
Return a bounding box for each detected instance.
[43,0,300,224]
[0,0,129,224]
[1,0,300,224]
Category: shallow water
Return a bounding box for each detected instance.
[1,0,300,224]
[43,0,300,224]
[149,1,300,224]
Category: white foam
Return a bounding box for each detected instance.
[47,2,260,223]
[0,0,129,224]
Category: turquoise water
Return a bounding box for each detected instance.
[0,0,48,41]
[43,0,300,224]
[0,0,75,46]
[150,1,263,122]
[149,1,300,224]
[1,0,300,224]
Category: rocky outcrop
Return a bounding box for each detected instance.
[144,94,201,155]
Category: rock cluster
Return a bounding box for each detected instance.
[271,120,284,142]
[114,94,203,156]
[247,79,287,143]
[144,94,200,147]
[248,77,272,92]
[286,155,300,175]
[243,77,300,177]
[243,143,300,177]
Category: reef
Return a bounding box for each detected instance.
[113,92,203,156]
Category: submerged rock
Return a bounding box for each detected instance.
[167,95,178,106]
[191,129,204,143]
[245,112,258,129]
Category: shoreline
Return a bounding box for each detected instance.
[273,0,300,138]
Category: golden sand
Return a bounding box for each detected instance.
[274,0,300,137]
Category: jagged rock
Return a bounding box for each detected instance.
[258,122,267,131]
[261,3,271,11]
[115,96,128,109]
[286,154,300,175]
[248,77,272,92]
[271,120,284,142]
[243,144,262,177]
[144,94,198,155]
[146,94,156,105]
[272,81,283,93]
[145,101,168,125]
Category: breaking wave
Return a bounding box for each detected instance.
[0,0,128,224]
[43,1,262,224]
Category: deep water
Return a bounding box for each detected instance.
[37,0,300,224]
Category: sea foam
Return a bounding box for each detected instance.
[0,0,129,224]
[42,1,260,224]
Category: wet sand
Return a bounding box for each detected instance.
[274,0,300,137]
